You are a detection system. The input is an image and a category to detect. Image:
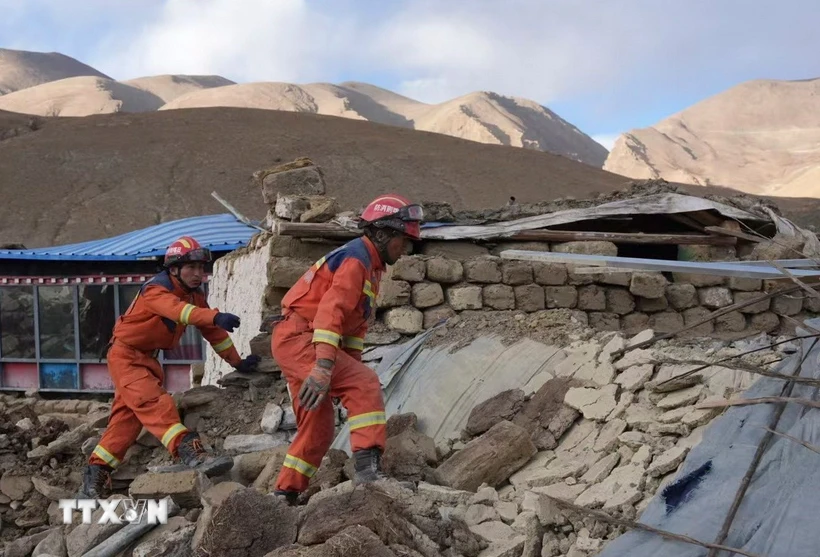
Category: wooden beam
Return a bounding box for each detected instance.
[276,221,737,246]
[705,226,764,243]
[275,221,360,239]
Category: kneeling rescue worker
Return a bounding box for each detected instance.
[272,194,423,503]
[80,236,260,498]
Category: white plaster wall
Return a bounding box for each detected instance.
[202,237,272,386]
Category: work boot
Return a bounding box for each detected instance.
[353,447,389,484]
[353,448,416,491]
[176,432,234,477]
[79,464,113,499]
[274,490,300,506]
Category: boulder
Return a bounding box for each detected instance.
[466,389,526,436]
[436,421,537,491]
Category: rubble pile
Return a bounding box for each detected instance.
[1,317,801,556]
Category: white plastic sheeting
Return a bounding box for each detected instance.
[598,321,820,557]
[331,329,567,454]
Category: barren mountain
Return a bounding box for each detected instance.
[0,76,164,115]
[604,78,820,197]
[0,107,630,247]
[0,48,607,166]
[0,74,239,116]
[123,74,237,104]
[162,81,608,166]
[0,48,108,95]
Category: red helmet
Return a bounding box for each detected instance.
[359,194,424,240]
[164,236,212,267]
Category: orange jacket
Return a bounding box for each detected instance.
[113,270,241,366]
[282,236,384,362]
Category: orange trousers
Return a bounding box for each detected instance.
[273,312,386,493]
[88,342,188,468]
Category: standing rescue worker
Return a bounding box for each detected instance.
[80,236,260,498]
[272,194,423,503]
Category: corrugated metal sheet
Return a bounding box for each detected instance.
[0,214,259,261]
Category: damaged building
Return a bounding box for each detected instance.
[2,158,820,556]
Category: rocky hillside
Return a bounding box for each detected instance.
[0,48,607,166]
[604,78,820,198]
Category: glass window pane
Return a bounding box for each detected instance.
[118,285,141,316]
[79,285,116,360]
[1,286,36,359]
[38,286,77,359]
[164,326,204,361]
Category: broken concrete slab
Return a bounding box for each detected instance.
[647,446,689,477]
[437,420,537,492]
[593,419,627,453]
[129,470,208,509]
[564,384,618,421]
[223,433,289,453]
[615,364,655,392]
[656,385,704,410]
[580,452,620,484]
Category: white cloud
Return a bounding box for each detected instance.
[90,0,358,83]
[4,0,820,131]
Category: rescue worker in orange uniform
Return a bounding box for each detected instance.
[272,194,423,503]
[80,236,260,498]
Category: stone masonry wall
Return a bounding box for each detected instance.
[207,234,817,383]
[265,238,817,342]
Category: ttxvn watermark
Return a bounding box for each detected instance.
[58,498,169,525]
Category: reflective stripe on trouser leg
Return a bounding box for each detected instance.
[282,454,318,478]
[91,445,121,468]
[88,388,142,468]
[161,423,188,449]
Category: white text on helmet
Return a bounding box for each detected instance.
[166,246,183,255]
[373,204,400,214]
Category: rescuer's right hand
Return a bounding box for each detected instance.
[299,359,333,411]
[214,312,241,332]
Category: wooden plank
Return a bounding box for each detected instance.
[499,250,820,280]
[705,226,764,243]
[277,222,736,245]
[276,221,360,239]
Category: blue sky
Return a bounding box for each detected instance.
[2,0,819,149]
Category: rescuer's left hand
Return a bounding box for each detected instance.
[299,359,333,411]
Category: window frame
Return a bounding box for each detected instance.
[0,279,208,392]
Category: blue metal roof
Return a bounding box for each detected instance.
[0,214,261,261]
